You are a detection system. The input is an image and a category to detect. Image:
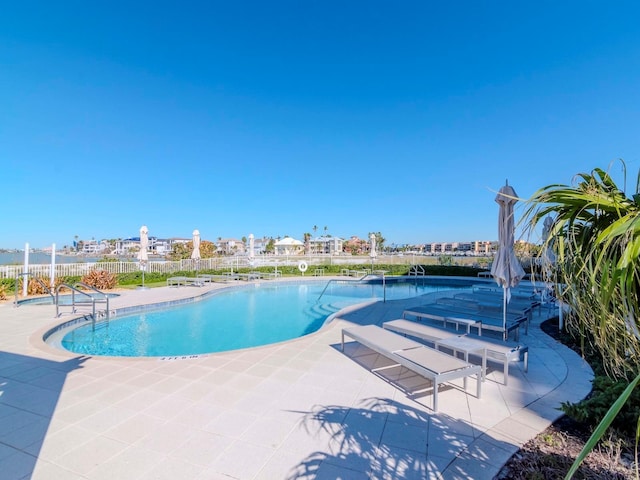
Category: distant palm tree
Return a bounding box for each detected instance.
[303,233,311,255]
[312,226,318,254]
[323,226,328,236]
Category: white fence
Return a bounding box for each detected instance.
[0,254,492,281]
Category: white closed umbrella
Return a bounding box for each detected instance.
[369,233,377,272]
[541,216,556,286]
[248,233,255,266]
[191,229,201,270]
[541,215,563,329]
[490,181,526,340]
[138,226,149,288]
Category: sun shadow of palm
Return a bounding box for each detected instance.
[284,397,494,479]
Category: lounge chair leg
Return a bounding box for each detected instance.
[433,386,438,412]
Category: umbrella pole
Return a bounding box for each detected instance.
[503,287,507,341]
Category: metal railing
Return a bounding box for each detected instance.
[55,283,110,322]
[408,264,426,276]
[14,273,54,307]
[317,273,387,303]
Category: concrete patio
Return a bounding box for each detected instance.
[0,280,593,479]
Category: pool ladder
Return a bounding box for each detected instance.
[408,264,426,276]
[317,273,386,303]
[55,282,110,323]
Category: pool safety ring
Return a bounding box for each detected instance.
[298,261,308,273]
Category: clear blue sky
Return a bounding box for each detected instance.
[2,1,639,250]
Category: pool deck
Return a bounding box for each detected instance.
[0,279,593,479]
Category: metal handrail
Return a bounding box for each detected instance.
[14,272,54,307]
[316,273,386,303]
[75,282,111,322]
[55,283,110,321]
[408,264,425,276]
[75,282,109,299]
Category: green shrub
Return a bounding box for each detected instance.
[112,263,485,287]
[557,318,640,438]
[562,375,640,436]
[117,271,166,286]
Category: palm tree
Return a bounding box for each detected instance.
[523,164,640,376]
[312,226,318,254]
[522,162,640,477]
[303,233,311,255]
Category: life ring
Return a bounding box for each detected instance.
[298,261,308,273]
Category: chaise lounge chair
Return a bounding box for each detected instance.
[341,325,482,411]
[167,276,205,287]
[382,319,529,386]
[403,302,527,340]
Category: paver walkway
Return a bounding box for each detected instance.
[0,280,592,479]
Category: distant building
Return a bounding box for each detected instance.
[245,236,270,255]
[150,238,173,255]
[217,238,246,255]
[424,241,494,255]
[343,236,368,255]
[309,236,343,255]
[274,237,304,255]
[81,240,109,255]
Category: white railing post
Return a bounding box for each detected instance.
[22,243,29,296]
[50,243,56,289]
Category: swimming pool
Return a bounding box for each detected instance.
[54,278,470,357]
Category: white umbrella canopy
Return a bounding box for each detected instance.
[138,225,149,288]
[369,233,377,272]
[191,229,201,260]
[540,214,563,327]
[248,233,255,265]
[490,181,526,340]
[541,215,556,271]
[369,233,377,258]
[138,226,149,265]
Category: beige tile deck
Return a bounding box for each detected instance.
[0,279,593,479]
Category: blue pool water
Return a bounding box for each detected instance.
[59,279,466,357]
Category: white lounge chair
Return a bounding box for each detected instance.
[167,276,205,287]
[383,319,528,386]
[341,325,482,411]
[403,303,527,340]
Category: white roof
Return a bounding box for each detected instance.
[274,237,303,246]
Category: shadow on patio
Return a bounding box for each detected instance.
[284,397,508,479]
[0,351,87,479]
